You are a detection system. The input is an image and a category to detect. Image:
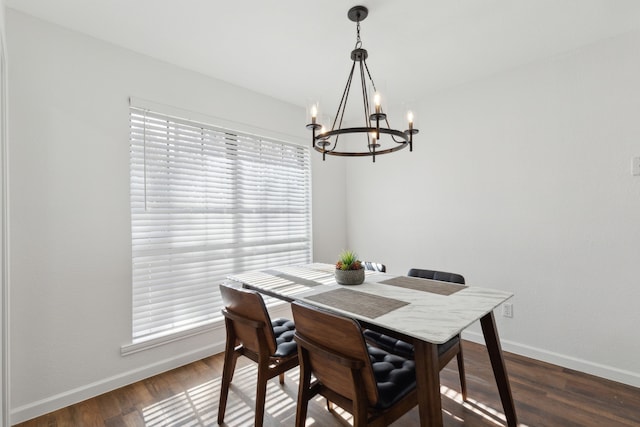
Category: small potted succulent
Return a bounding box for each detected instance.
[334,249,365,285]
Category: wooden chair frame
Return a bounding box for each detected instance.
[218,287,299,427]
[292,302,418,427]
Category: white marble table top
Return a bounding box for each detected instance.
[227,263,513,345]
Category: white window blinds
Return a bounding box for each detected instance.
[129,107,312,343]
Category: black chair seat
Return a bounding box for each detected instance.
[366,345,416,409]
[272,318,297,357]
[363,329,459,359]
[363,267,468,403]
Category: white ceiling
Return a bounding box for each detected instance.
[6,0,640,113]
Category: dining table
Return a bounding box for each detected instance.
[227,263,517,427]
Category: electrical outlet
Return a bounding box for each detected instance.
[633,157,640,176]
[502,303,513,318]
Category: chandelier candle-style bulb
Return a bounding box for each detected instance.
[406,110,419,152]
[305,103,322,148]
[369,133,379,163]
[318,125,329,141]
[305,5,418,162]
[369,132,380,149]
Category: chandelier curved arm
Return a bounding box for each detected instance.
[332,60,356,134]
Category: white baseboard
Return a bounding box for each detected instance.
[11,341,226,425]
[462,330,640,388]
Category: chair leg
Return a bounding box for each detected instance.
[254,362,269,427]
[279,372,285,385]
[218,346,238,424]
[295,392,310,427]
[457,345,467,401]
[295,355,312,427]
[351,371,368,427]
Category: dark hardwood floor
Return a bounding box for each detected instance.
[15,340,640,426]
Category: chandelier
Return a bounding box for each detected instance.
[306,5,418,162]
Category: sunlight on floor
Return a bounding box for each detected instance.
[141,362,527,426]
[142,365,307,426]
[142,379,218,426]
[441,385,529,427]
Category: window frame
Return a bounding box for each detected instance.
[124,101,312,353]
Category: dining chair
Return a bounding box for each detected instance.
[291,301,418,427]
[218,283,299,427]
[363,268,467,400]
[361,261,386,273]
[407,267,465,285]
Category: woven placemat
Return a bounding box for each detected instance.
[304,288,409,319]
[379,276,464,296]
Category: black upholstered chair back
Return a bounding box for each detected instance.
[362,261,386,273]
[407,268,465,285]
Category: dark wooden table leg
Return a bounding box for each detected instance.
[413,340,443,427]
[480,311,518,427]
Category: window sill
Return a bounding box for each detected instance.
[121,298,289,356]
[121,320,225,356]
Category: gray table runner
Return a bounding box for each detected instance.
[262,269,324,288]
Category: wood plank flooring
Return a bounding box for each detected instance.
[15,340,640,426]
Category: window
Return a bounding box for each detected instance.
[129,106,312,344]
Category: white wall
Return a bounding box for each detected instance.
[348,30,640,386]
[1,2,8,426]
[8,4,639,424]
[6,9,346,424]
